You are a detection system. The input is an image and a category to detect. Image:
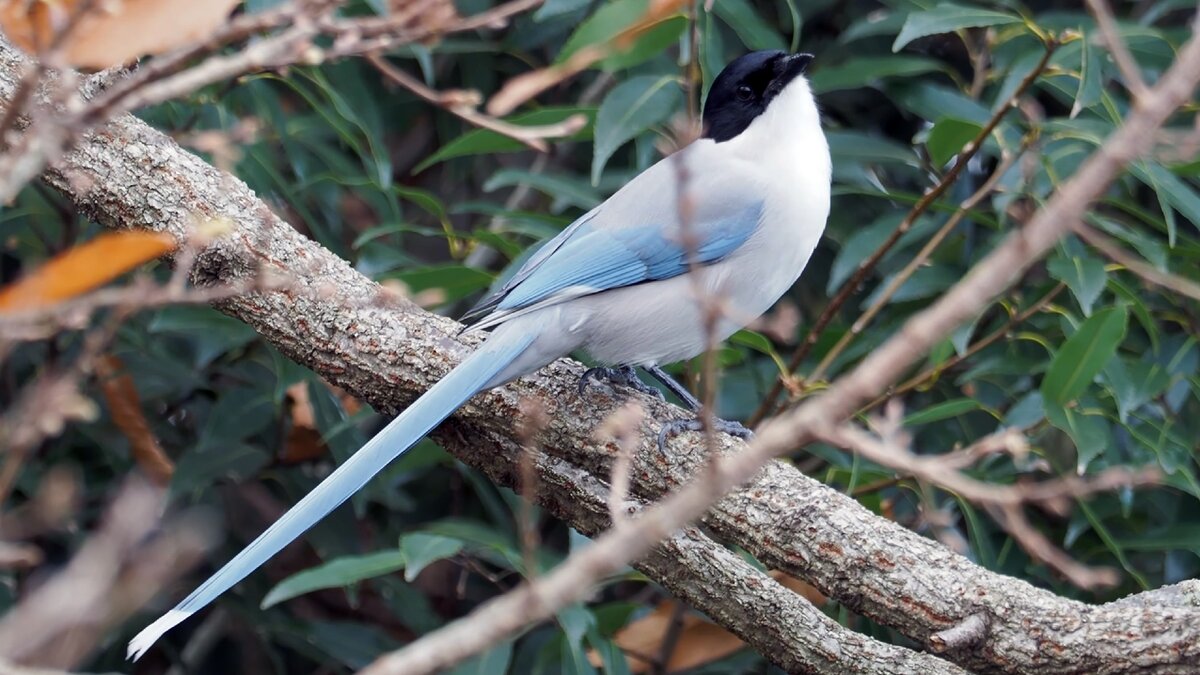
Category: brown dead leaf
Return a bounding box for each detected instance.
[589,572,825,673]
[0,0,240,68]
[281,381,361,464]
[588,600,744,673]
[282,381,325,464]
[0,230,175,312]
[95,355,173,485]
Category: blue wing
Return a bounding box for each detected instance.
[463,148,765,329]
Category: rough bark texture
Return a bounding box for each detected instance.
[6,41,1198,674]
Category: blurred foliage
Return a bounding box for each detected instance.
[2,0,1199,672]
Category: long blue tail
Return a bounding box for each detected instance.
[128,329,535,660]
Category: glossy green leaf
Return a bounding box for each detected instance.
[592,75,679,184]
[809,56,943,93]
[1047,249,1107,316]
[414,107,596,174]
[925,117,983,167]
[1042,306,1129,405]
[387,264,494,303]
[399,533,465,582]
[893,3,1022,52]
[261,550,407,609]
[712,0,787,51]
[903,398,986,426]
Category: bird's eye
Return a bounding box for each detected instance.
[735,85,754,101]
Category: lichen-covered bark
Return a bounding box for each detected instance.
[6,41,1198,674]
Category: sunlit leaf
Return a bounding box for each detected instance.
[893,3,1022,52]
[0,230,174,312]
[414,107,596,173]
[1042,306,1129,405]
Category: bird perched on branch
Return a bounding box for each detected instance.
[129,49,831,660]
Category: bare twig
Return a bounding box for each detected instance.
[0,480,212,668]
[358,19,1200,671]
[818,406,1156,589]
[367,54,586,153]
[595,403,645,525]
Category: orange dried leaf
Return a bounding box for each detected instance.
[590,572,826,672]
[282,381,326,464]
[0,0,240,68]
[0,230,175,312]
[589,601,746,673]
[95,355,173,486]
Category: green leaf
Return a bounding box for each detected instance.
[599,16,686,71]
[261,550,407,608]
[414,107,595,173]
[387,264,494,303]
[1102,357,1169,423]
[399,533,464,582]
[1044,401,1111,473]
[1131,161,1200,237]
[1047,249,1107,316]
[484,169,603,210]
[826,130,921,166]
[893,3,1023,52]
[712,0,787,51]
[1071,30,1104,118]
[925,117,983,167]
[903,398,986,426]
[809,56,943,93]
[558,0,684,70]
[170,443,270,498]
[1041,306,1129,405]
[591,75,679,184]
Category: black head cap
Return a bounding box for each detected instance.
[702,51,814,143]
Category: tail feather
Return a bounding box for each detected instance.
[128,330,535,660]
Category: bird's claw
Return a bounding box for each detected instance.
[657,417,754,455]
[578,366,666,401]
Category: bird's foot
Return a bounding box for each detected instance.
[657,416,754,454]
[578,365,665,401]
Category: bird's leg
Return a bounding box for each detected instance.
[643,365,755,454]
[578,365,665,401]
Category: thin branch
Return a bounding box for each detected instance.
[747,37,1060,428]
[359,17,1200,673]
[366,54,586,153]
[818,409,1156,589]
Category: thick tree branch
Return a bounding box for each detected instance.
[4,34,1199,674]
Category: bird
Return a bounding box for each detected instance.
[128,49,831,660]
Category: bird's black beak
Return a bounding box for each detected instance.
[778,53,813,80]
[767,53,813,97]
